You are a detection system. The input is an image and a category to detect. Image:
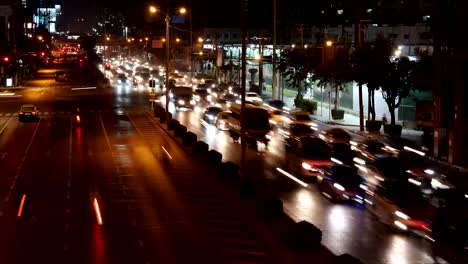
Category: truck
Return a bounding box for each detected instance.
[171,86,195,110]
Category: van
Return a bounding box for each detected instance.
[226,103,271,144]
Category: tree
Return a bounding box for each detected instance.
[276,48,321,106]
[381,56,416,125]
[312,44,351,111]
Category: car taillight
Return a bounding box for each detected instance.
[32,112,36,115]
[19,111,23,114]
[76,115,80,122]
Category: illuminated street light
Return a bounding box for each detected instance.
[326,40,333,46]
[197,37,203,43]
[149,6,157,14]
[176,38,180,43]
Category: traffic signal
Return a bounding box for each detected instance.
[40,52,45,56]
[2,56,9,63]
[149,79,156,88]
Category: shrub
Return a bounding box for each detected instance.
[167,119,180,130]
[174,124,187,137]
[182,132,197,146]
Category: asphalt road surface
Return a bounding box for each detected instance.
[162,99,441,264]
[0,86,288,264]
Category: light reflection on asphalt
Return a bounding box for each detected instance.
[167,101,438,264]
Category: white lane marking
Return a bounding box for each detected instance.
[0,117,12,135]
[71,87,96,90]
[4,119,42,202]
[276,167,309,188]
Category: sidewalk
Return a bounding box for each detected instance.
[262,90,468,175]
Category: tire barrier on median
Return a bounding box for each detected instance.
[257,196,284,219]
[182,131,197,146]
[207,149,222,167]
[154,105,166,118]
[330,254,364,264]
[174,124,187,138]
[191,141,209,157]
[287,220,322,249]
[219,161,240,178]
[167,119,180,131]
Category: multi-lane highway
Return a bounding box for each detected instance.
[0,86,290,264]
[165,100,439,264]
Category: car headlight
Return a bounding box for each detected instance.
[395,211,410,220]
[178,99,185,105]
[208,115,215,120]
[333,183,345,191]
[190,100,195,105]
[301,162,312,170]
[117,79,122,83]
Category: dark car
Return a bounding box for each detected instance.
[283,123,315,149]
[18,104,39,121]
[194,88,210,102]
[55,71,70,81]
[268,100,285,110]
[366,181,437,235]
[202,106,223,124]
[317,165,366,203]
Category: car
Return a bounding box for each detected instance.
[202,106,223,124]
[55,71,70,81]
[282,123,316,149]
[211,98,231,110]
[214,111,232,130]
[18,104,39,121]
[194,88,210,102]
[268,109,284,127]
[319,128,352,143]
[317,164,366,204]
[267,100,285,110]
[245,92,263,105]
[282,110,314,127]
[366,181,437,235]
[116,73,129,86]
[284,136,334,179]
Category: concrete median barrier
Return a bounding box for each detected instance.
[219,161,240,178]
[154,105,165,118]
[207,149,222,167]
[257,196,284,219]
[182,131,197,146]
[192,141,209,157]
[330,254,364,264]
[287,220,322,249]
[167,119,180,131]
[174,124,187,138]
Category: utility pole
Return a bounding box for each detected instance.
[356,20,370,132]
[272,0,277,100]
[240,0,247,183]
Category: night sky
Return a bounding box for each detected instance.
[58,0,247,32]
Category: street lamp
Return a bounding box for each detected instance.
[148,5,186,118]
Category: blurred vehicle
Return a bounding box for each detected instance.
[283,123,316,149]
[317,164,366,204]
[267,109,284,127]
[212,98,231,110]
[431,189,468,264]
[116,73,129,86]
[208,87,225,99]
[320,128,352,143]
[282,110,314,127]
[172,86,195,110]
[366,181,436,235]
[285,136,333,179]
[330,142,356,166]
[18,104,39,122]
[226,103,271,146]
[350,139,390,159]
[223,93,239,103]
[357,155,408,189]
[55,71,70,81]
[267,100,285,110]
[194,88,210,102]
[202,106,223,124]
[245,92,263,105]
[73,108,81,126]
[214,111,232,130]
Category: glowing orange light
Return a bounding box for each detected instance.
[93,198,103,225]
[17,194,27,218]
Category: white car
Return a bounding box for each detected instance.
[245,92,263,105]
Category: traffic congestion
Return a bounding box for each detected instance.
[103,56,468,264]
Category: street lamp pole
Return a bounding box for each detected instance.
[165,13,171,116]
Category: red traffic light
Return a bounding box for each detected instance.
[40,52,45,56]
[3,56,9,62]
